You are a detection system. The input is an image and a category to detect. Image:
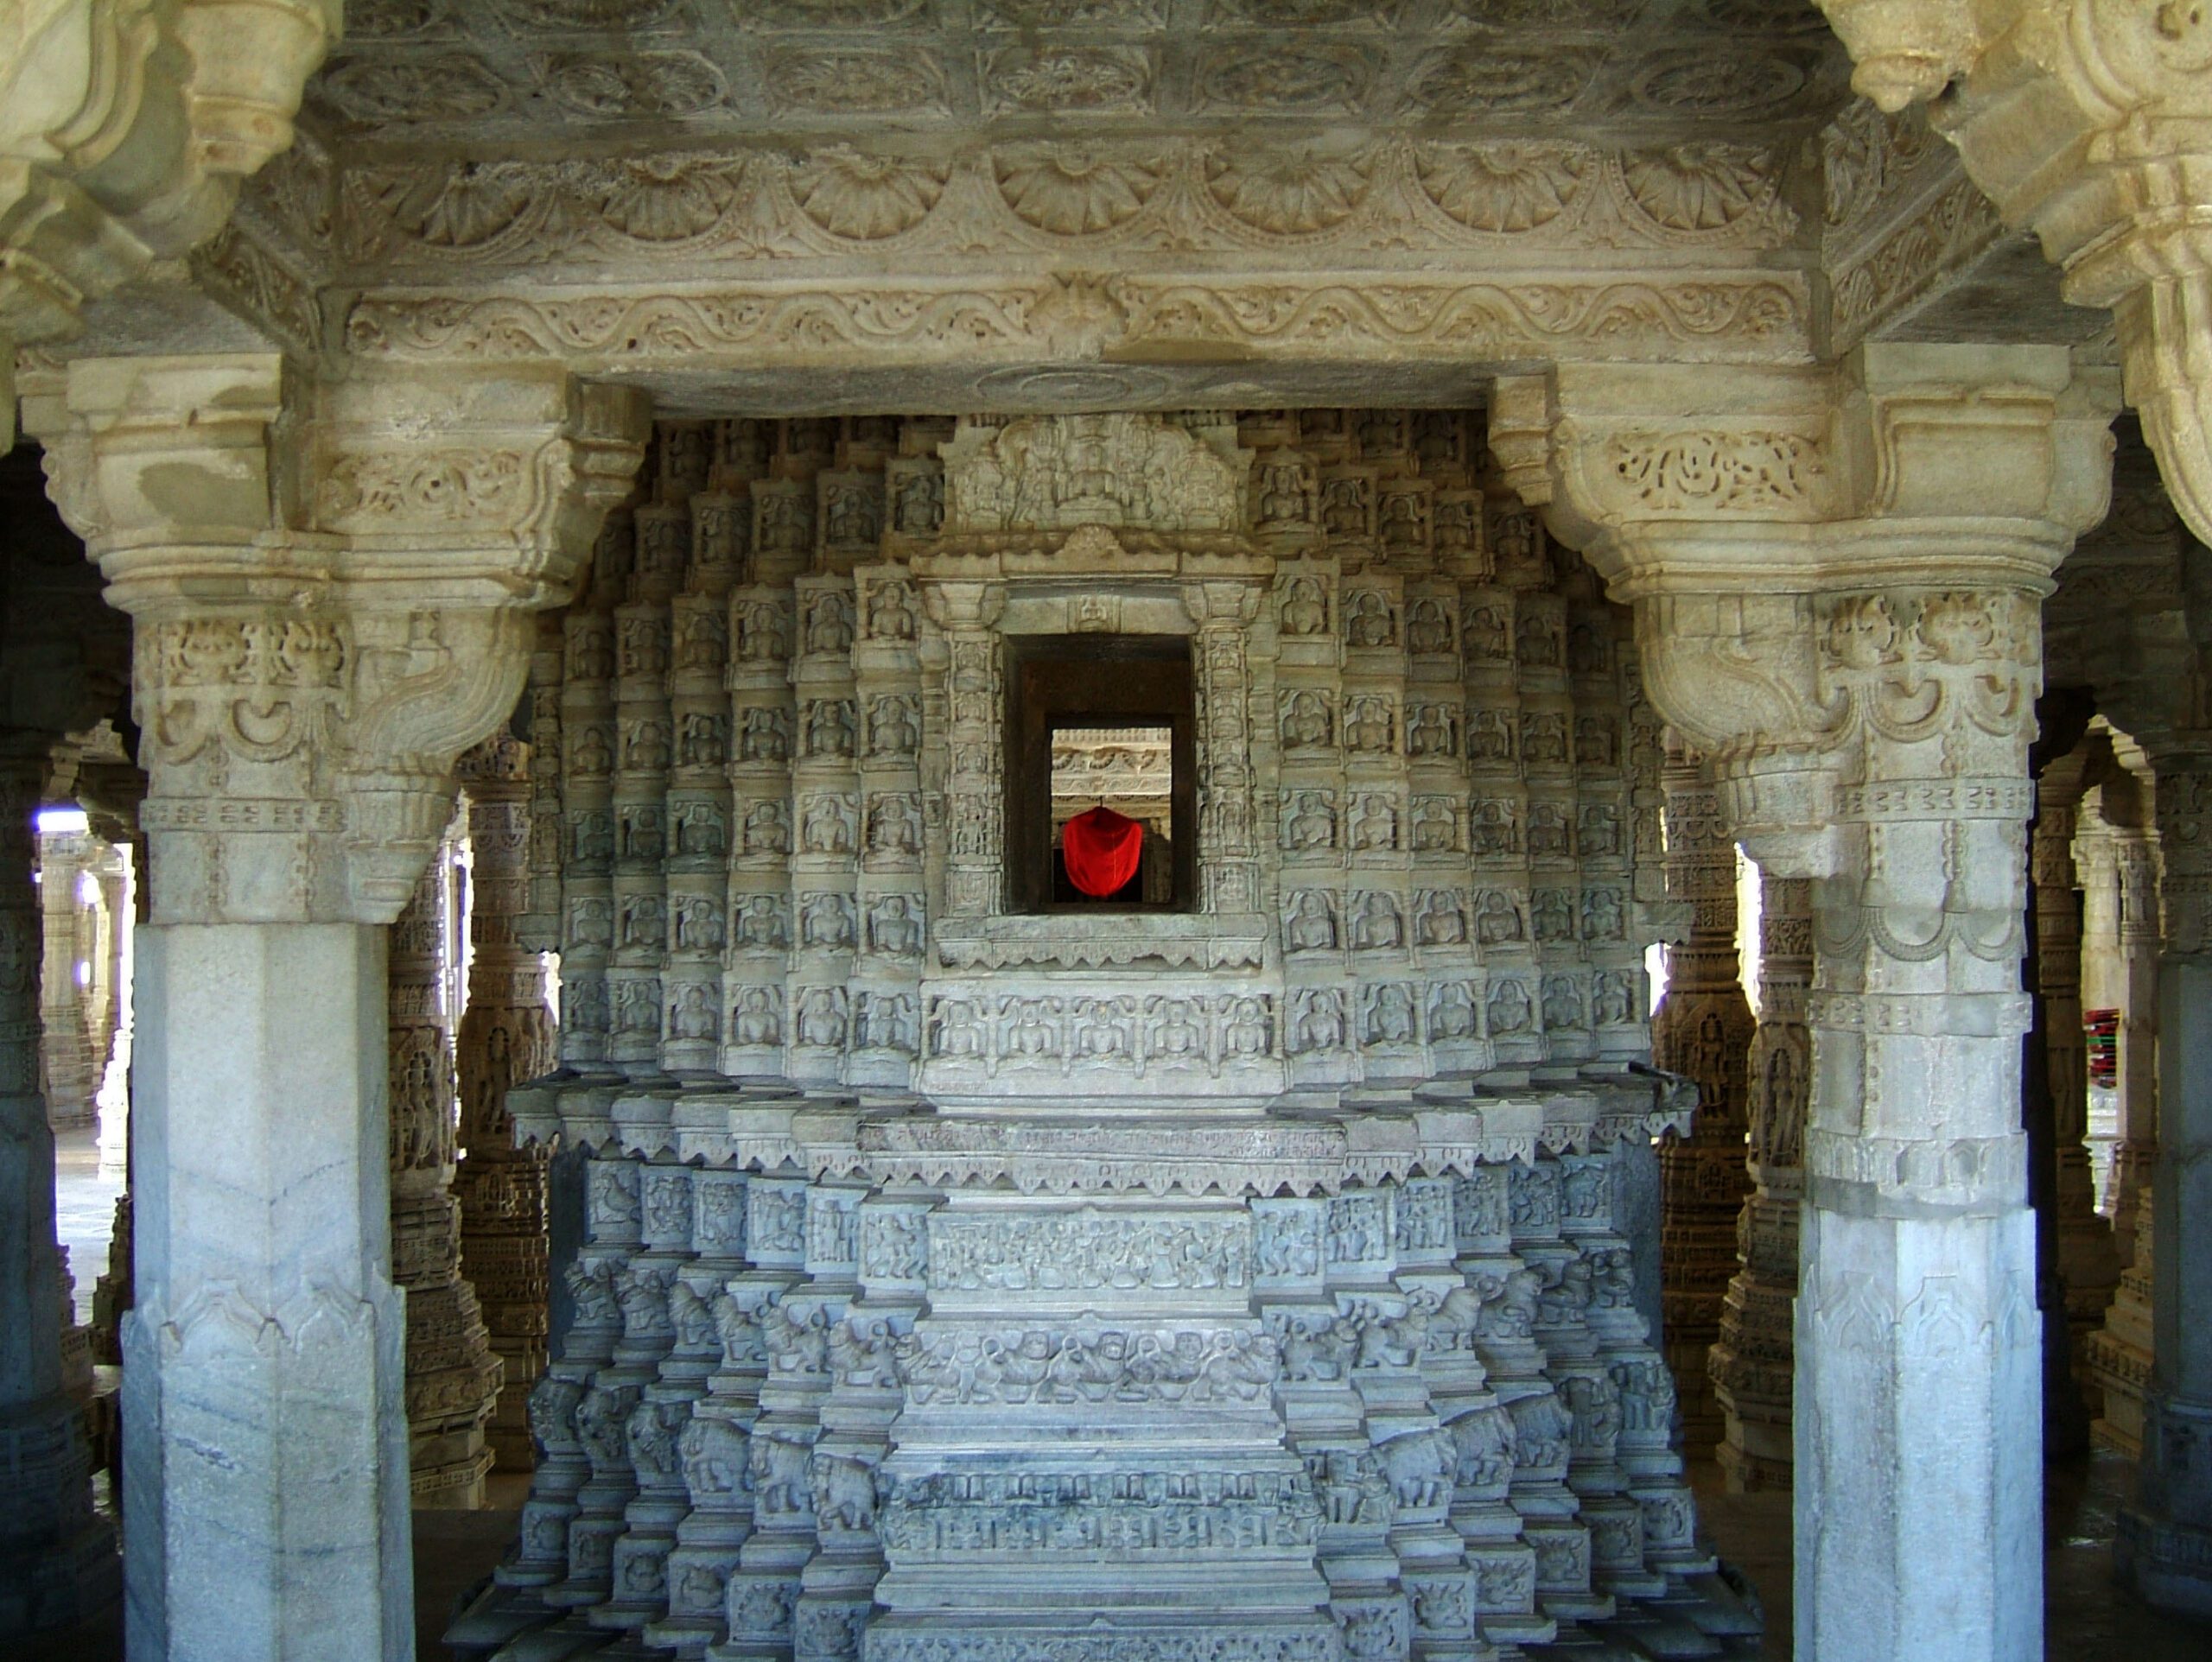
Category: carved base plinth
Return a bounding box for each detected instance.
[2116,1511,2212,1621]
[862,1615,1346,1662]
[455,1072,1762,1662]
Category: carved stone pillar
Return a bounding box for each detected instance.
[2117,748,2212,1615]
[2095,802,2164,1269]
[2030,755,2121,1416]
[2081,786,2164,1458]
[390,837,502,1507]
[1649,739,1754,1459]
[1507,341,2117,1660]
[455,733,558,1473]
[0,752,118,1633]
[35,827,98,1131]
[26,352,646,1660]
[1710,872,1811,1493]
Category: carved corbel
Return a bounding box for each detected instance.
[1503,345,2117,878]
[24,352,650,924]
[1817,0,2212,546]
[0,0,340,445]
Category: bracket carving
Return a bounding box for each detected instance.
[23,351,649,923]
[1817,0,2212,547]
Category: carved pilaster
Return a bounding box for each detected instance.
[1649,739,1754,1460]
[1519,341,2118,1660]
[26,352,648,1657]
[1710,872,1810,1494]
[923,584,1006,921]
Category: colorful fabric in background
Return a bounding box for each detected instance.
[1062,805,1144,898]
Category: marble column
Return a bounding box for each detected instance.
[1649,740,1754,1459]
[26,352,646,1661]
[2081,790,2163,1458]
[91,845,133,1176]
[1709,872,1810,1492]
[455,733,559,1473]
[2117,749,2212,1616]
[1514,341,2116,1661]
[35,827,99,1132]
[0,752,119,1633]
[2029,756,2120,1418]
[391,840,502,1507]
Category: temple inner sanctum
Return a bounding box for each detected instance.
[6,4,2212,1662]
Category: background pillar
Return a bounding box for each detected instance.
[1649,739,1755,1461]
[390,841,502,1507]
[455,733,559,1474]
[1709,871,1810,1492]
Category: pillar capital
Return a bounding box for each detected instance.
[1497,345,2118,878]
[1817,0,2212,548]
[25,353,650,924]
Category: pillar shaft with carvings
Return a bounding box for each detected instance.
[26,353,646,1662]
[455,733,558,1473]
[1710,872,1810,1493]
[391,837,501,1507]
[1506,341,2116,1661]
[1649,741,1754,1459]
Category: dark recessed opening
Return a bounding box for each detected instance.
[1007,635,1196,914]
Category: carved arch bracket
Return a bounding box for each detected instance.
[1816,0,2212,549]
[22,351,650,923]
[1495,344,2118,876]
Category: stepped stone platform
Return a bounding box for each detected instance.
[448,1066,1763,1662]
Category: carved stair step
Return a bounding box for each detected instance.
[445,1582,563,1654]
[1666,1570,1764,1637]
[1588,1609,1724,1659]
[488,1616,626,1661]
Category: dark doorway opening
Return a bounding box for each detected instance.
[1006,634,1195,914]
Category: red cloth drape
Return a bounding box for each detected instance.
[1062,806,1144,898]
